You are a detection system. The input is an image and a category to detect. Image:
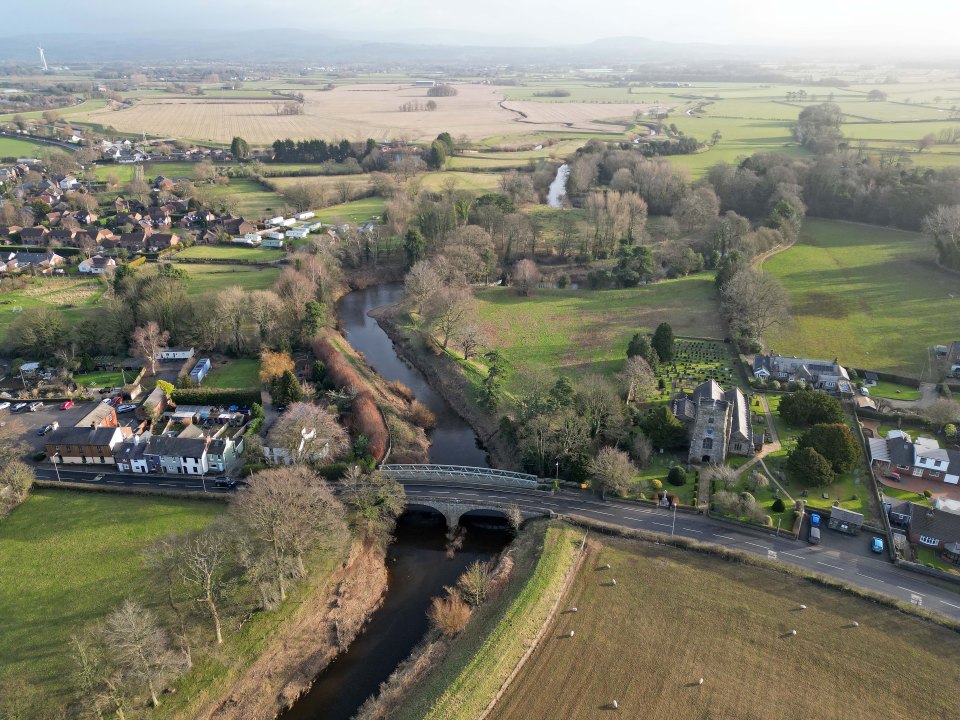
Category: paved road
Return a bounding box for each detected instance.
[33,467,960,621]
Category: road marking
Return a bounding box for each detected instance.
[651,521,671,528]
[681,527,702,533]
[590,510,615,517]
[940,600,960,609]
[460,492,478,497]
[433,491,450,494]
[106,480,124,484]
[158,483,178,487]
[540,501,559,507]
[487,495,507,499]
[781,552,805,560]
[817,561,845,571]
[714,534,736,541]
[897,585,923,595]
[133,482,150,485]
[743,541,768,549]
[856,572,885,583]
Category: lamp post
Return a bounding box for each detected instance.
[53,451,62,482]
[776,517,782,537]
[671,500,677,536]
[795,509,804,541]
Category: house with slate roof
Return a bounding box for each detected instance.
[753,353,852,395]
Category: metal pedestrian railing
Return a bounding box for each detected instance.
[380,464,540,489]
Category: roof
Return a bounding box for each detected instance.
[48,426,120,447]
[691,379,726,403]
[830,507,864,523]
[864,372,879,381]
[208,438,229,454]
[77,403,117,427]
[908,503,960,544]
[723,387,751,441]
[868,437,890,463]
[145,435,209,459]
[885,436,915,467]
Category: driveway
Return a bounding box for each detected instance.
[882,382,939,410]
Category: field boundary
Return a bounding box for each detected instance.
[478,530,589,720]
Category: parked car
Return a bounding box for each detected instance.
[60,400,75,410]
[116,404,138,413]
[110,396,123,407]
[871,536,885,553]
[28,401,44,412]
[859,386,870,396]
[0,402,10,412]
[887,472,901,482]
[12,402,27,413]
[37,421,58,436]
[808,513,821,544]
[214,477,238,489]
[101,397,114,405]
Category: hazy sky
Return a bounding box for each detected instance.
[5,0,958,47]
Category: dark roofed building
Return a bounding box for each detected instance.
[671,379,754,464]
[46,426,123,465]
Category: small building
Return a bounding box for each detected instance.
[76,403,119,429]
[262,237,285,248]
[266,216,285,226]
[294,211,315,220]
[285,227,309,240]
[862,371,878,387]
[414,80,437,87]
[189,358,211,384]
[231,234,261,246]
[46,426,124,465]
[264,230,285,240]
[827,507,864,535]
[155,347,194,361]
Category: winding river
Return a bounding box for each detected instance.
[279,284,503,720]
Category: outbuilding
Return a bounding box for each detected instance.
[827,507,864,535]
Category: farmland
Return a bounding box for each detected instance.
[489,534,960,720]
[0,136,50,158]
[316,197,386,224]
[761,218,957,378]
[0,277,105,345]
[473,275,723,393]
[0,491,220,712]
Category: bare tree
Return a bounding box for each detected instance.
[424,286,476,350]
[404,259,444,314]
[720,268,790,344]
[249,290,284,346]
[215,286,248,355]
[338,465,406,543]
[456,322,488,360]
[229,466,347,603]
[173,528,232,645]
[458,561,493,606]
[924,398,960,431]
[70,631,128,720]
[274,267,315,325]
[620,355,657,404]
[130,322,169,377]
[511,259,540,296]
[0,459,34,507]
[101,601,180,708]
[923,204,960,269]
[267,402,350,464]
[588,446,636,499]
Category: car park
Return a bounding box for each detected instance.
[60,400,75,410]
[871,536,884,553]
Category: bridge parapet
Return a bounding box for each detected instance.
[405,495,547,528]
[381,464,540,489]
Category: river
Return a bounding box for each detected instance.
[546,163,570,208]
[279,284,503,720]
[336,283,488,467]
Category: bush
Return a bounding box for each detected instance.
[318,462,350,480]
[387,380,415,402]
[171,387,261,407]
[667,466,687,486]
[650,478,663,490]
[924,489,933,498]
[458,561,493,606]
[33,452,47,462]
[428,590,471,637]
[771,497,786,512]
[409,400,436,429]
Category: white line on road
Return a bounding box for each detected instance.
[743,541,768,549]
[817,561,845,571]
[896,585,924,595]
[714,534,736,541]
[856,572,883,582]
[940,600,960,609]
[781,552,806,560]
[540,501,559,507]
[133,482,150,485]
[589,510,615,517]
[651,522,671,528]
[487,495,507,500]
[460,493,478,497]
[158,483,178,487]
[681,527,703,533]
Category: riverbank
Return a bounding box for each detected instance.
[196,539,389,720]
[371,303,517,468]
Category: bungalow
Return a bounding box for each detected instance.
[78,255,117,274]
[142,435,210,475]
[753,353,852,394]
[46,426,124,465]
[285,227,309,240]
[262,237,285,248]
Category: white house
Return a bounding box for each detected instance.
[280,218,297,227]
[231,234,261,246]
[262,238,285,248]
[295,211,315,220]
[155,347,194,361]
[264,230,285,240]
[78,255,117,274]
[142,435,210,475]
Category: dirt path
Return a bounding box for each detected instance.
[198,541,388,720]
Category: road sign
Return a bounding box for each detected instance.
[767,550,778,560]
[910,594,923,607]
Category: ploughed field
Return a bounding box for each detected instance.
[489,536,960,720]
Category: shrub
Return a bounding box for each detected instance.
[171,387,261,407]
[33,451,47,462]
[771,497,786,512]
[748,471,769,491]
[458,561,493,606]
[667,466,687,486]
[924,489,933,498]
[387,380,415,402]
[703,464,738,490]
[650,478,663,490]
[409,400,436,429]
[770,380,781,390]
[428,590,471,637]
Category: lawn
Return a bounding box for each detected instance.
[203,177,286,219]
[0,491,221,712]
[72,370,127,388]
[489,534,960,720]
[203,358,261,389]
[176,244,285,262]
[180,263,280,295]
[316,196,386,224]
[868,380,921,401]
[473,275,724,393]
[0,277,105,345]
[0,136,51,158]
[916,547,959,574]
[762,218,958,379]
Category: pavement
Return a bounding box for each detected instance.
[31,466,960,621]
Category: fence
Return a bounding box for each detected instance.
[380,464,539,489]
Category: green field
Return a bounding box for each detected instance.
[176,244,284,262]
[72,370,126,388]
[203,358,261,389]
[490,534,960,720]
[0,278,105,345]
[180,263,280,295]
[0,136,51,158]
[473,275,723,393]
[0,491,220,710]
[761,218,956,378]
[316,197,386,224]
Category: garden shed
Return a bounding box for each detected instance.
[827,507,864,535]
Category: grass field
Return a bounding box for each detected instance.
[176,244,285,262]
[0,277,105,345]
[180,263,280,295]
[0,491,220,710]
[203,358,261,389]
[490,534,960,720]
[72,370,126,388]
[761,218,957,378]
[0,136,51,158]
[396,523,583,720]
[316,196,386,224]
[473,275,723,393]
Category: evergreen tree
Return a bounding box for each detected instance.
[404,229,426,267]
[651,322,675,363]
[271,369,303,407]
[230,136,250,159]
